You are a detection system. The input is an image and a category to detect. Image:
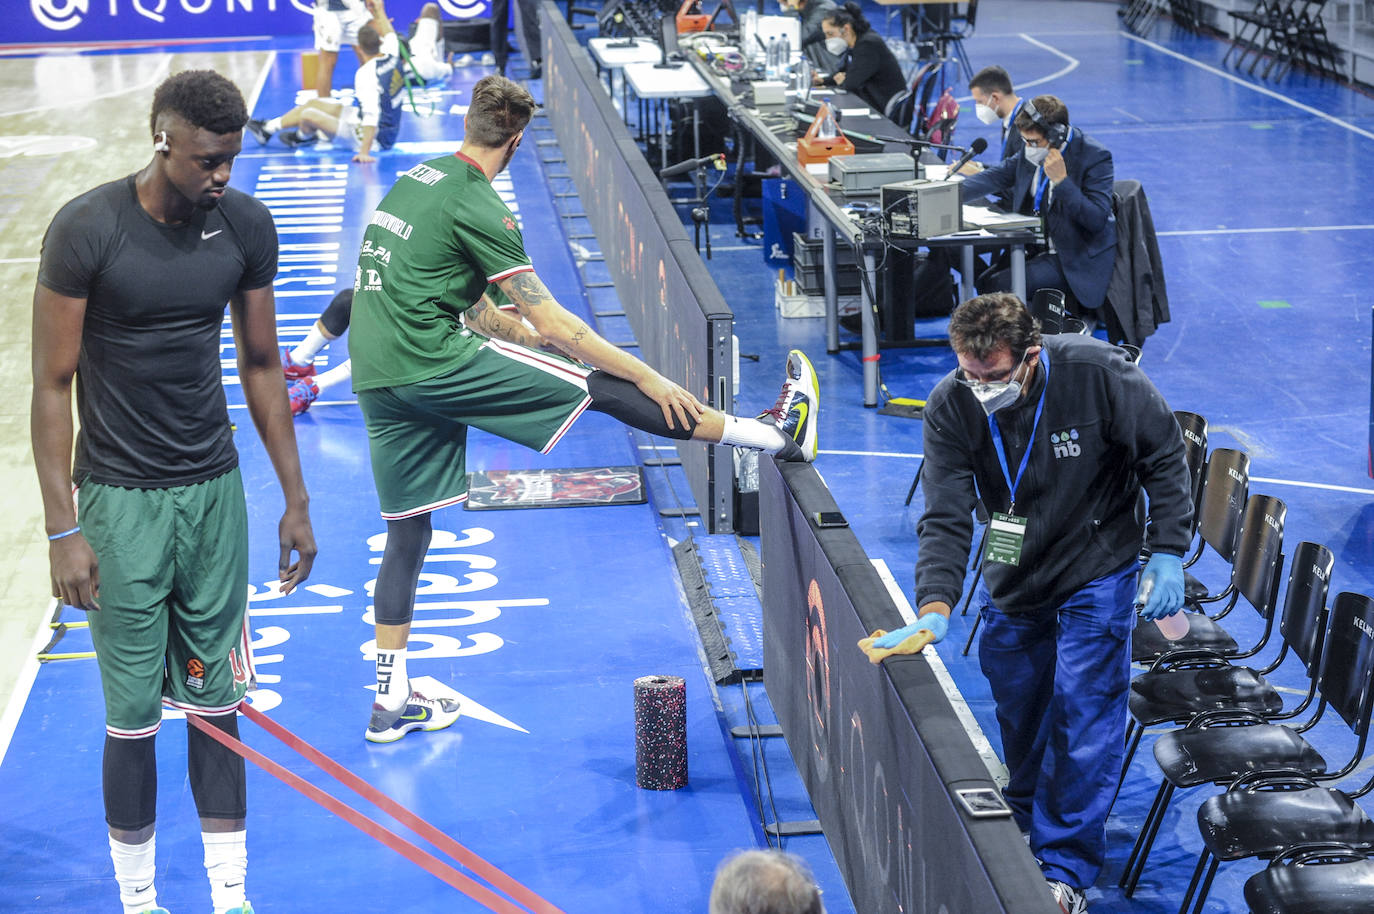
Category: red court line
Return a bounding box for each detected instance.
[186,713,533,914]
[239,703,567,914]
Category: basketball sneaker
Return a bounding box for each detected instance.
[217,904,255,914]
[245,119,271,145]
[288,378,319,416]
[1048,880,1088,914]
[280,347,315,381]
[365,690,462,743]
[139,909,170,914]
[278,129,317,149]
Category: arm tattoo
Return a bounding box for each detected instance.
[506,272,555,314]
[570,324,589,344]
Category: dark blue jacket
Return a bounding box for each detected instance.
[960,127,1117,310]
[915,334,1193,615]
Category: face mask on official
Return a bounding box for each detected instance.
[974,102,999,125]
[824,36,848,56]
[959,349,1033,416]
[1023,144,1049,166]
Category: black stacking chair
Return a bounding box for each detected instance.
[1117,541,1334,896]
[1177,591,1374,914]
[1118,493,1288,788]
[1244,842,1374,913]
[1174,410,1209,600]
[1132,447,1250,663]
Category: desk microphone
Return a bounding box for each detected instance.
[660,153,723,178]
[943,137,987,178]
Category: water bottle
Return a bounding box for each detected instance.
[736,448,760,494]
[816,104,838,140]
[742,9,758,61]
[765,36,779,80]
[1136,577,1190,641]
[779,35,791,76]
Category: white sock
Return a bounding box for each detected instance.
[203,830,247,912]
[719,414,787,454]
[376,648,409,711]
[110,834,157,914]
[264,117,283,134]
[314,358,352,394]
[289,325,330,367]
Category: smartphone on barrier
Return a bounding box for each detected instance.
[811,511,849,528]
[955,787,1013,818]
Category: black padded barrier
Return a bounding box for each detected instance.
[540,5,736,532]
[760,458,1060,914]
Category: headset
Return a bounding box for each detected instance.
[1023,99,1068,150]
[153,131,170,153]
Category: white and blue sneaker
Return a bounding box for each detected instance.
[1048,880,1088,914]
[759,349,820,463]
[365,690,461,744]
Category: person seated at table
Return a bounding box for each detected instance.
[813,2,905,114]
[780,0,842,73]
[957,94,1116,316]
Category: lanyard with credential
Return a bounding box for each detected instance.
[986,347,1049,515]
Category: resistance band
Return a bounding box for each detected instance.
[187,706,565,914]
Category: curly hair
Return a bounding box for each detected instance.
[149,69,248,137]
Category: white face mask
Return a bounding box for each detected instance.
[824,36,848,56]
[975,102,999,125]
[1023,145,1049,166]
[959,350,1031,415]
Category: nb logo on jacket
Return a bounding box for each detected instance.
[1051,428,1081,459]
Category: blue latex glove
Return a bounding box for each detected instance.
[1136,553,1185,621]
[873,612,949,649]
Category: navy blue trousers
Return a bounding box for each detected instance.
[975,560,1136,889]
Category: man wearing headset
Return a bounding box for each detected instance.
[957,94,1116,319]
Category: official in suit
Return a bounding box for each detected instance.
[967,66,1027,209]
[959,95,1117,314]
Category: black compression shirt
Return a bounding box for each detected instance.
[38,175,277,488]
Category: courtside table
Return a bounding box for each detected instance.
[588,37,663,119]
[623,60,713,177]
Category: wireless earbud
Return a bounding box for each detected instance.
[153,131,170,153]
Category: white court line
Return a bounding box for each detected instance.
[1121,31,1374,143]
[0,258,38,264]
[955,33,1079,103]
[1158,224,1374,237]
[249,605,343,616]
[245,52,276,116]
[821,449,1374,495]
[0,56,172,118]
[0,600,60,768]
[227,398,357,410]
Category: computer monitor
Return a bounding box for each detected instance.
[657,13,682,67]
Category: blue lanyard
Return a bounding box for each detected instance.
[986,347,1050,513]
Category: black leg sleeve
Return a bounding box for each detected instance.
[586,371,697,441]
[373,514,434,627]
[320,288,353,337]
[187,714,247,821]
[103,734,158,831]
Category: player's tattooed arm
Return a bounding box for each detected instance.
[464,293,548,349]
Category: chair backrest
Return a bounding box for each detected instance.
[1230,493,1287,618]
[963,0,979,32]
[884,87,914,129]
[1197,447,1250,561]
[908,61,942,137]
[1279,541,1334,673]
[1029,288,1066,334]
[924,88,959,147]
[1317,592,1374,736]
[1174,410,1208,522]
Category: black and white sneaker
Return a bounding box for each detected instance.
[278,129,318,149]
[245,118,271,145]
[365,690,461,744]
[1048,880,1088,914]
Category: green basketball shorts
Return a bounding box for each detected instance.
[358,337,593,519]
[79,468,253,737]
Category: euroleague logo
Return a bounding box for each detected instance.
[436,0,486,19]
[186,657,206,690]
[31,0,86,31]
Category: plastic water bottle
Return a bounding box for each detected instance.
[742,9,758,61]
[736,448,760,494]
[1136,577,1190,641]
[779,35,791,76]
[816,104,838,139]
[765,36,779,80]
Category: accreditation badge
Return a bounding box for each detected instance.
[983,511,1027,566]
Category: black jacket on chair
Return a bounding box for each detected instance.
[959,127,1117,311]
[1105,179,1170,347]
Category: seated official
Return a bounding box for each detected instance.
[814,2,905,114]
[957,94,1116,314]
